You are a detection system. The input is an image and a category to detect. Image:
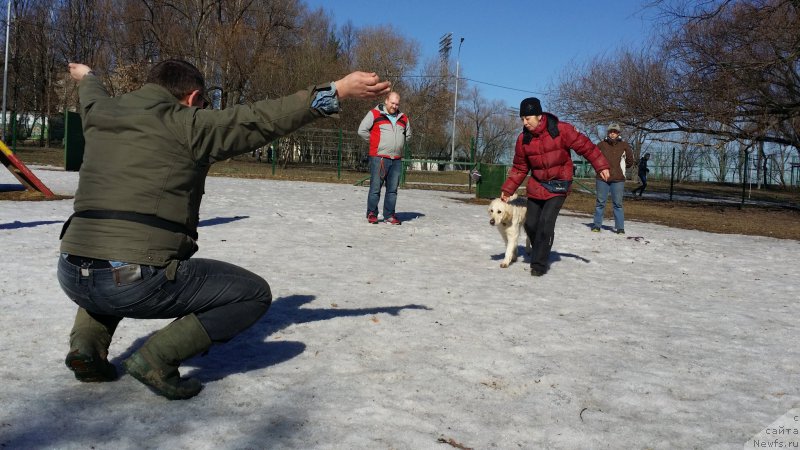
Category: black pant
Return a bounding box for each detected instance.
[633,171,648,195]
[524,196,566,273]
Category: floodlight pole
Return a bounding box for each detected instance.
[2,0,11,142]
[450,37,463,168]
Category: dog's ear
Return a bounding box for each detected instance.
[509,193,518,201]
[501,204,512,224]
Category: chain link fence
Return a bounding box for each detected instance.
[247,127,369,171]
[21,117,800,202]
[237,130,799,206]
[573,147,800,188]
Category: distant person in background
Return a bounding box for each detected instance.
[500,97,610,277]
[358,91,411,225]
[632,152,651,196]
[592,123,634,234]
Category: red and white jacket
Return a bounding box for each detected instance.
[358,104,411,159]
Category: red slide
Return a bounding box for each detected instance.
[0,141,56,199]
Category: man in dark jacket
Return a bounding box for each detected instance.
[632,152,651,196]
[58,60,390,399]
[500,97,610,276]
[592,123,634,234]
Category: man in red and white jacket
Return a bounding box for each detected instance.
[358,91,411,225]
[500,97,610,276]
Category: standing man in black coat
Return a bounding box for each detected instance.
[632,152,651,196]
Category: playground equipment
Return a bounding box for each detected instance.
[0,139,55,198]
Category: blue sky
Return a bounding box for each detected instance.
[304,0,656,109]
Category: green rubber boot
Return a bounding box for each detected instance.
[123,314,212,400]
[65,308,120,382]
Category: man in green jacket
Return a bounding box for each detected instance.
[58,60,390,400]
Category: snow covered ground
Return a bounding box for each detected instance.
[1,167,798,449]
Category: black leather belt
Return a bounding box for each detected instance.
[66,254,112,269]
[60,209,197,240]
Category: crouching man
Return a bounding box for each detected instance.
[58,60,390,399]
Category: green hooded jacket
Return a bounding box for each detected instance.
[60,74,332,272]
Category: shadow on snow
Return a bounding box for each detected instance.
[111,294,431,383]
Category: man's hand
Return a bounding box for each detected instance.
[500,191,511,202]
[68,63,93,81]
[335,72,391,100]
[598,169,610,181]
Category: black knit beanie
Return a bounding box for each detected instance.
[519,97,542,117]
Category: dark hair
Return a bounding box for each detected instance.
[146,59,205,100]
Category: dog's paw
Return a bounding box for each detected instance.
[500,261,510,268]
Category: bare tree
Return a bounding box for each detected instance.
[353,25,418,89]
[215,0,303,105]
[53,0,107,65]
[3,0,518,168]
[137,0,221,63]
[334,25,419,139]
[768,144,795,187]
[700,137,740,183]
[337,20,357,68]
[552,0,800,157]
[6,0,59,142]
[403,57,452,160]
[458,86,517,163]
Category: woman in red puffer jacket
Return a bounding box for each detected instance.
[500,97,610,277]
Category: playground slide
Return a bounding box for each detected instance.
[0,141,56,198]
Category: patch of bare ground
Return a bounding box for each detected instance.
[466,191,800,241]
[5,147,799,240]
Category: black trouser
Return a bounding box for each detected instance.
[634,171,648,195]
[524,196,566,273]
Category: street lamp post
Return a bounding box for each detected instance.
[450,37,464,168]
[2,0,11,142]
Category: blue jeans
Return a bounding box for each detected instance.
[367,156,402,218]
[57,255,271,343]
[593,179,625,230]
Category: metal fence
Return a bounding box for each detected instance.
[247,130,800,198]
[573,147,800,187]
[46,116,800,194]
[248,127,477,178]
[253,127,369,171]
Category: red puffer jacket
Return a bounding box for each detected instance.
[501,114,610,200]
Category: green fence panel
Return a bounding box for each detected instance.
[64,111,85,172]
[475,163,508,199]
[573,159,593,178]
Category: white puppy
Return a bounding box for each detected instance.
[488,194,530,268]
